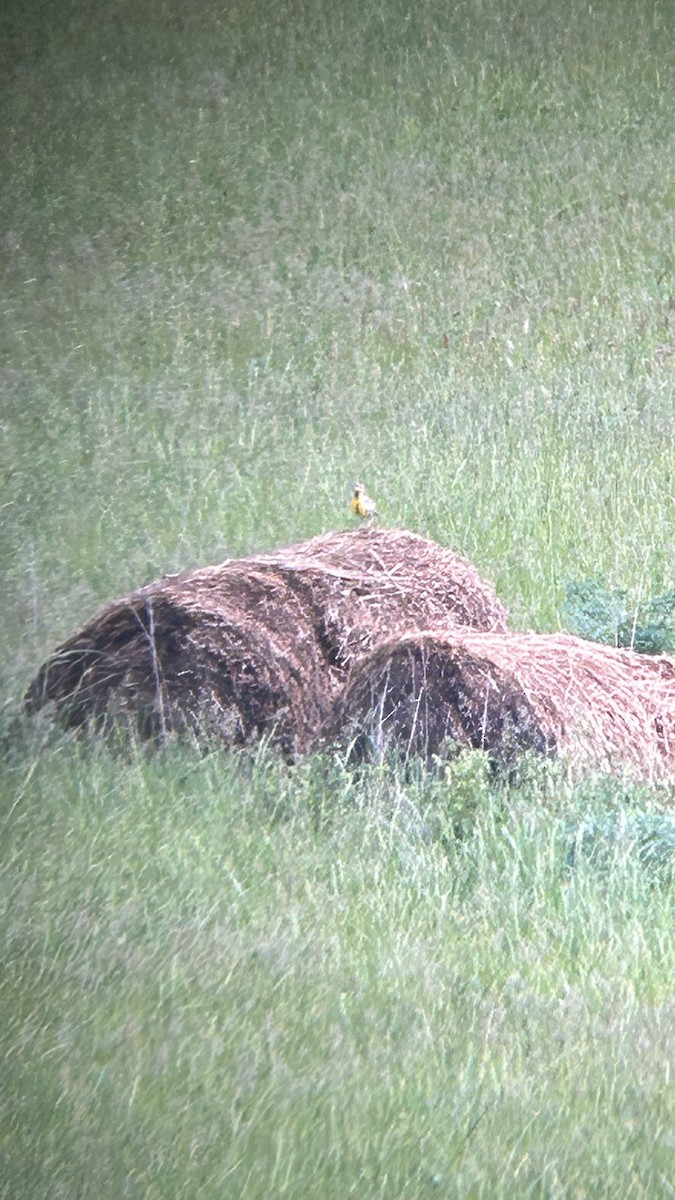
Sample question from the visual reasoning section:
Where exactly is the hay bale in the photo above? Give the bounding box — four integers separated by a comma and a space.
25, 529, 507, 755
324, 629, 675, 783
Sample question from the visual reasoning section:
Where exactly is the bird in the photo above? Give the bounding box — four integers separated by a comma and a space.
350, 480, 379, 527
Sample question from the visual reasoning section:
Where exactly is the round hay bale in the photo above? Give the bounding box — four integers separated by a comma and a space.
324, 629, 675, 783
25, 529, 507, 756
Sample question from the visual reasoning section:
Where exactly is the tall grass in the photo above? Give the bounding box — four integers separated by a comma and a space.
2, 0, 673, 664
3, 742, 675, 1198
2, 0, 675, 1194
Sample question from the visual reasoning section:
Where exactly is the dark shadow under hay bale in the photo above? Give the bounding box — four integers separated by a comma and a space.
25, 529, 508, 756
324, 630, 675, 783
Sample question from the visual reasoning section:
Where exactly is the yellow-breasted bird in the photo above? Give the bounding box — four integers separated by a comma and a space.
350, 480, 379, 526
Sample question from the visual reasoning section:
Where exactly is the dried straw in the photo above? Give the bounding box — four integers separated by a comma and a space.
25, 528, 507, 755
325, 629, 675, 782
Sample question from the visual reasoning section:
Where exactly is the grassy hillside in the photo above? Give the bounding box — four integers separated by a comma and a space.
1, 0, 674, 1195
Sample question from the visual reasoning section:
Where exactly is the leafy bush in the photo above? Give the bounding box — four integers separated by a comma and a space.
566, 809, 675, 883
562, 579, 675, 653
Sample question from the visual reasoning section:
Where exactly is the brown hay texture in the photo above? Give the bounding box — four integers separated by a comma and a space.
324, 629, 675, 783
25, 529, 508, 756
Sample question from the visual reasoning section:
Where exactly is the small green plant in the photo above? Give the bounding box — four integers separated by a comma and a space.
563, 579, 675, 653
565, 776, 675, 881
566, 809, 675, 881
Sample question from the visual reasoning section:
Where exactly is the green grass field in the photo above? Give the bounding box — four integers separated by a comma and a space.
2, 0, 675, 1194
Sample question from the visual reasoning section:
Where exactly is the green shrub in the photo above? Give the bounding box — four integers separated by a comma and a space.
563, 579, 675, 653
